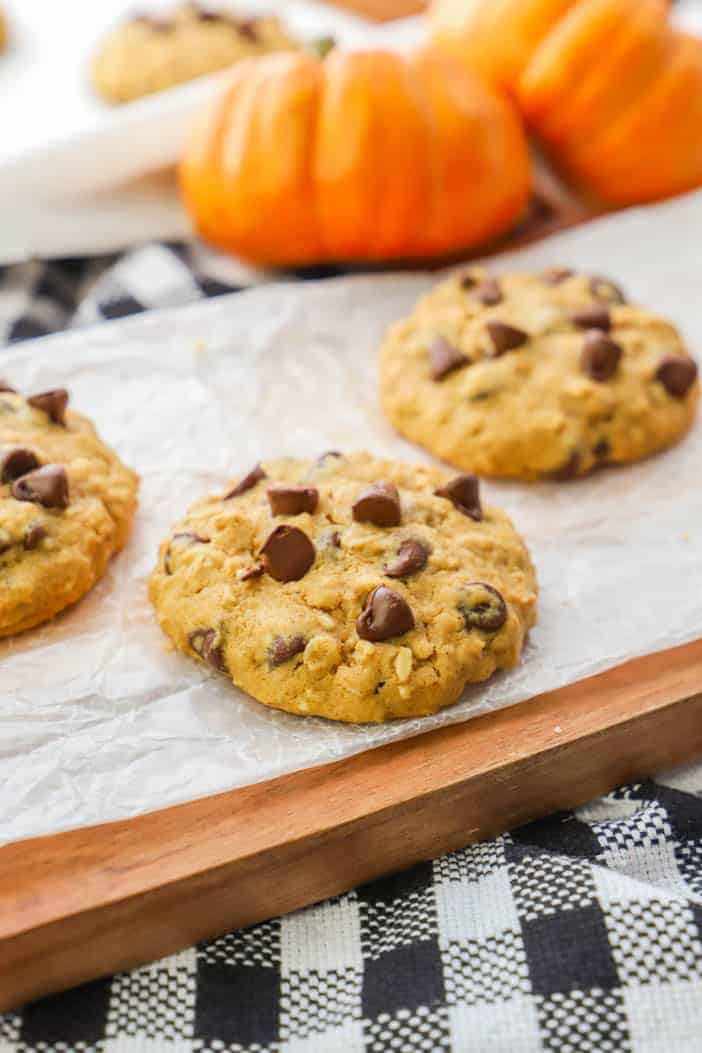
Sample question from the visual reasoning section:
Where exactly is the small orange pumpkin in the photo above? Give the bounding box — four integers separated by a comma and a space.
179, 47, 530, 265
429, 0, 579, 96
430, 0, 702, 206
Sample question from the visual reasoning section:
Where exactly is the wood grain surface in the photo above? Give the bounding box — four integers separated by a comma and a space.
3, 639, 702, 1011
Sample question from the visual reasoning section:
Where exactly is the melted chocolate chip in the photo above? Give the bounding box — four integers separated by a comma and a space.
329, 530, 341, 548
472, 279, 502, 306
268, 486, 318, 516
429, 336, 469, 381
580, 332, 622, 382
0, 447, 39, 484
260, 525, 315, 582
547, 451, 581, 481
188, 628, 226, 671
589, 276, 626, 304
385, 538, 429, 579
460, 583, 507, 632
239, 561, 265, 581
594, 438, 611, 460
164, 532, 209, 574
570, 305, 611, 331
352, 482, 401, 527
434, 474, 482, 521
356, 586, 415, 642
269, 634, 307, 667
236, 17, 260, 40
27, 389, 69, 426
11, 464, 69, 509
317, 450, 342, 465
23, 523, 47, 550
486, 321, 528, 356
656, 356, 698, 399
460, 272, 477, 290
541, 266, 573, 285
225, 463, 266, 498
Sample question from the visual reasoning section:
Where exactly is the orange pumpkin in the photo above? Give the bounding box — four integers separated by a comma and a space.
429, 0, 578, 96
430, 0, 702, 206
179, 47, 530, 265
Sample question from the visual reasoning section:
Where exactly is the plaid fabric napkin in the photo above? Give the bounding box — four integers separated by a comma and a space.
1, 245, 702, 1053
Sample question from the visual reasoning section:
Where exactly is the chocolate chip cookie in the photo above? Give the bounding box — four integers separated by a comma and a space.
149, 452, 536, 723
0, 382, 138, 636
91, 2, 298, 103
379, 268, 699, 480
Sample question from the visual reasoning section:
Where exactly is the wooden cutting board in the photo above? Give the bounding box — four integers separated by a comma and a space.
2, 639, 702, 1011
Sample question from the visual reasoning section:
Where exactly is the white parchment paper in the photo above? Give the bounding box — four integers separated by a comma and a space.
2, 191, 702, 846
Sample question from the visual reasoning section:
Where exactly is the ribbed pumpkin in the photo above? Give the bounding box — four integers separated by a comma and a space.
179, 47, 531, 265
429, 0, 702, 206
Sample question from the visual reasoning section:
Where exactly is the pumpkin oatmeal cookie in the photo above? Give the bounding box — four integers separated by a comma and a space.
379, 267, 698, 479
91, 2, 298, 103
0, 382, 138, 636
149, 452, 536, 723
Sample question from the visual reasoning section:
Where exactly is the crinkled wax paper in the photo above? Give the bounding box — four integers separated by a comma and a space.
2, 191, 702, 846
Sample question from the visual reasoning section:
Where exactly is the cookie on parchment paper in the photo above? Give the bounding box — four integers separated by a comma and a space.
149, 451, 537, 723
0, 382, 138, 637
379, 268, 698, 480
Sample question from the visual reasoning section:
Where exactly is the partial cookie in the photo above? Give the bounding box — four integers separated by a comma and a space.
0, 8, 7, 53
0, 382, 138, 637
149, 452, 536, 723
379, 268, 699, 480
91, 2, 298, 103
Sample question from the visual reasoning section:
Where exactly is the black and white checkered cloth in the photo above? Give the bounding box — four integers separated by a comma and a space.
2, 245, 702, 1052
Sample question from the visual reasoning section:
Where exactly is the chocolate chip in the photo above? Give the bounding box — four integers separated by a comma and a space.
472, 279, 503, 306
542, 266, 573, 285
580, 332, 622, 382
317, 450, 342, 465
164, 532, 209, 574
385, 538, 429, 578
11, 464, 69, 509
656, 356, 698, 399
356, 586, 415, 642
23, 523, 46, 550
460, 273, 477, 289
460, 583, 507, 632
547, 451, 581, 480
0, 447, 39, 483
594, 438, 610, 460
268, 486, 318, 516
0, 379, 17, 393
188, 628, 226, 671
429, 336, 469, 381
570, 305, 611, 331
260, 525, 315, 582
434, 474, 482, 521
27, 389, 69, 426
225, 463, 266, 498
486, 321, 528, 356
329, 530, 341, 547
269, 634, 307, 667
352, 482, 401, 527
589, 276, 626, 304
239, 561, 265, 581
236, 17, 260, 40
